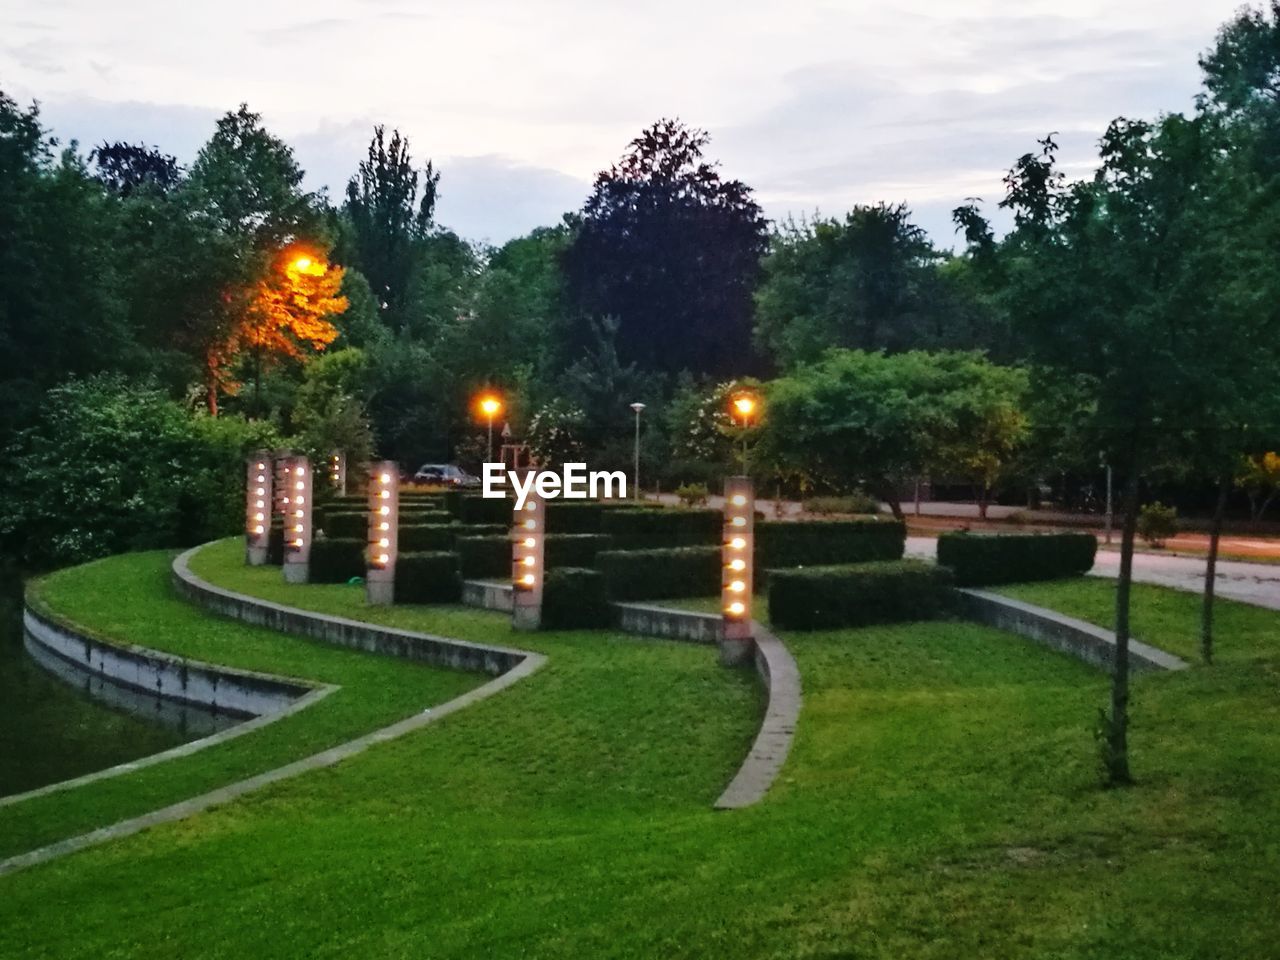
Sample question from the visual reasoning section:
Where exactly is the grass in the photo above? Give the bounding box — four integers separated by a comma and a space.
2, 546, 1280, 957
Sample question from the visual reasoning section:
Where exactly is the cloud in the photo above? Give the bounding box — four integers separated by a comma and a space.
432, 155, 588, 244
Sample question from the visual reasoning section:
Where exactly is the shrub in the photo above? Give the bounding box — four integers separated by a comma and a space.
400, 507, 453, 525
936, 532, 1097, 586
768, 561, 954, 630
323, 511, 367, 539
803, 492, 879, 515
545, 501, 605, 534
1137, 502, 1178, 547
458, 496, 512, 526
600, 508, 721, 550
267, 521, 284, 565
541, 568, 613, 629
395, 551, 461, 603
310, 537, 365, 583
457, 535, 509, 579
756, 519, 905, 579
596, 546, 720, 601
674, 483, 710, 506
545, 534, 613, 568
399, 524, 458, 552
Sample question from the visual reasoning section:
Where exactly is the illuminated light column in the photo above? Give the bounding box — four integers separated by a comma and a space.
282, 456, 313, 584
244, 451, 272, 565
328, 451, 347, 496
511, 477, 544, 631
366, 461, 399, 605
720, 476, 755, 666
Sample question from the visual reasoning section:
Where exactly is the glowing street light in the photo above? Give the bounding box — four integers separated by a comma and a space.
730, 391, 759, 475
366, 461, 399, 605
720, 475, 755, 665
512, 472, 544, 631
244, 451, 273, 565
629, 402, 646, 500
477, 393, 503, 464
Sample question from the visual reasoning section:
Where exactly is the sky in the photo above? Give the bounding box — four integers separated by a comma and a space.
0, 0, 1249, 248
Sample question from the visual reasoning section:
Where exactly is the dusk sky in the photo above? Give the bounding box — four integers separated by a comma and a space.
1, 0, 1244, 247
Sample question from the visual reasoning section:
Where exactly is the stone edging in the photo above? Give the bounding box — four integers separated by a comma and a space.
715, 623, 801, 810
0, 546, 546, 878
956, 588, 1189, 673
3, 605, 336, 810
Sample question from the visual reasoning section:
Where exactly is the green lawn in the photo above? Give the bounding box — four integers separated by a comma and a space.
2, 547, 1279, 958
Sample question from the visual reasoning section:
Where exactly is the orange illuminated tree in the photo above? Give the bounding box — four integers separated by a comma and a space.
235, 249, 348, 413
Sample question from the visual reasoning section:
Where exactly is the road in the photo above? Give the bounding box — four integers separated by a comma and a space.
906, 537, 1280, 611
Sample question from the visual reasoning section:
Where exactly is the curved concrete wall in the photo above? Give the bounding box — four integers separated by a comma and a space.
23, 605, 312, 718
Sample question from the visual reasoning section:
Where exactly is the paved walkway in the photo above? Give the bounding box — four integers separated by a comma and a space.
907, 537, 1280, 611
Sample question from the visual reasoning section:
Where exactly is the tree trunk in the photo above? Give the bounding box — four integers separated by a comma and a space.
886, 494, 904, 521
205, 356, 219, 418
1201, 476, 1230, 665
1108, 466, 1140, 787
977, 485, 990, 521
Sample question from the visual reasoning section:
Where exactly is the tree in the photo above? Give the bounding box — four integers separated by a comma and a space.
1238, 452, 1280, 523
755, 205, 1001, 367
563, 119, 769, 376
90, 142, 181, 196
762, 350, 1022, 519
341, 126, 439, 329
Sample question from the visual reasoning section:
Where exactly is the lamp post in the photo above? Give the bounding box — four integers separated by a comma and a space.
720, 476, 755, 666
629, 402, 646, 500
245, 451, 272, 565
512, 471, 544, 631
731, 393, 757, 475
366, 461, 399, 605
478, 394, 502, 464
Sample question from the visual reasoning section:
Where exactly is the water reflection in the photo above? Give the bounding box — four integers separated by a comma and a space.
0, 569, 236, 799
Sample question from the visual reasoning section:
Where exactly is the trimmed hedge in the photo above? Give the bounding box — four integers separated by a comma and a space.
545, 501, 605, 534
595, 546, 720, 601
459, 496, 512, 526
757, 519, 905, 578
600, 508, 721, 550
399, 523, 459, 552
395, 551, 462, 603
400, 507, 453, 525
936, 532, 1097, 586
323, 511, 367, 540
542, 567, 613, 629
310, 537, 365, 583
545, 534, 613, 569
769, 560, 954, 630
457, 535, 509, 579
267, 521, 284, 565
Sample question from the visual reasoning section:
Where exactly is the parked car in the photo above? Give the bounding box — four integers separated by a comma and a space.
412, 463, 481, 488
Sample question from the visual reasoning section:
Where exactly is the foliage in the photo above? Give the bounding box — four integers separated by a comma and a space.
292, 348, 374, 468
1137, 502, 1179, 547
768, 560, 954, 630
0, 376, 278, 567
756, 519, 905, 576
541, 567, 613, 628
563, 119, 768, 375
398, 524, 458, 552
674, 483, 709, 506
1237, 451, 1280, 522
394, 550, 462, 603
803, 493, 879, 515
755, 206, 1001, 367
526, 399, 586, 468
544, 534, 613, 569
599, 508, 721, 550
936, 532, 1098, 586
309, 537, 365, 583
456, 535, 509, 579
595, 546, 721, 601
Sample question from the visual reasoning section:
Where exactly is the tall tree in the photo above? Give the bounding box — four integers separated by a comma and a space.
756, 205, 1001, 367
342, 126, 439, 328
89, 142, 181, 196
563, 119, 769, 376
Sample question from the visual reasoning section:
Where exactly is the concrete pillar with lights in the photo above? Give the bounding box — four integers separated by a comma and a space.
366, 461, 399, 605
720, 476, 755, 666
244, 451, 272, 565
282, 456, 313, 584
328, 451, 347, 496
511, 478, 544, 631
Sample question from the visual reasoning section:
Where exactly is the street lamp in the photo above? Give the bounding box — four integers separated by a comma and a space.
477, 393, 502, 463
731, 392, 758, 474
629, 402, 646, 500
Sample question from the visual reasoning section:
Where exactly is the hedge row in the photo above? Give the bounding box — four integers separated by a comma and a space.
309, 537, 365, 583
399, 524, 458, 552
936, 532, 1097, 586
541, 568, 613, 628
768, 561, 954, 630
595, 546, 720, 601
457, 535, 508, 580
600, 508, 721, 550
545, 534, 613, 568
458, 496, 512, 526
395, 551, 461, 603
757, 519, 905, 575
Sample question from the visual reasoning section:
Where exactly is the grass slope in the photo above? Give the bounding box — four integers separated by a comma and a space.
2, 548, 1279, 958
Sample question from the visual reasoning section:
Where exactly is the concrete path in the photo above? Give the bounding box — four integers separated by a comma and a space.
907, 536, 1280, 611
